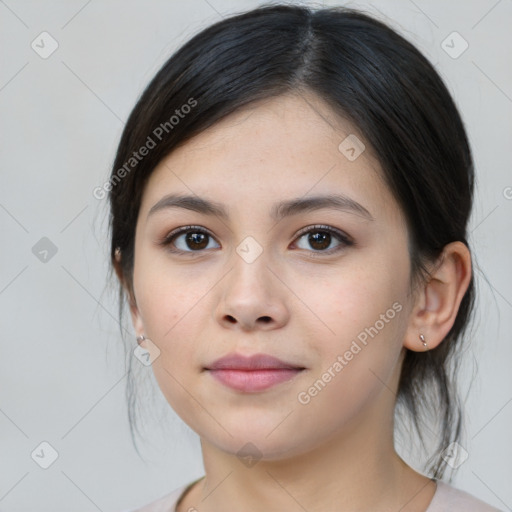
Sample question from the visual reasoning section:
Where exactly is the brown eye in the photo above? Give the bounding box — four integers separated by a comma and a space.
293, 225, 353, 254
306, 231, 331, 250
161, 226, 220, 253
183, 232, 209, 250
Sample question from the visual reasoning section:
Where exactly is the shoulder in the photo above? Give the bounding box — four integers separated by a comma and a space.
427, 480, 504, 512
122, 480, 195, 512
122, 477, 504, 512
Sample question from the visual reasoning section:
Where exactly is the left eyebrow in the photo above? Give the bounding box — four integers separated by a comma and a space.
271, 194, 374, 222
147, 193, 374, 222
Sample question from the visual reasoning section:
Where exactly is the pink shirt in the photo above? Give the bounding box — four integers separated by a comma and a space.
125, 478, 503, 511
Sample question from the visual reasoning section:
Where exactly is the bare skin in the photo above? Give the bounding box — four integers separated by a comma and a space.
115, 91, 471, 512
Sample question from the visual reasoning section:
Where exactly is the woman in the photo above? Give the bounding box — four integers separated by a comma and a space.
111, 4, 502, 511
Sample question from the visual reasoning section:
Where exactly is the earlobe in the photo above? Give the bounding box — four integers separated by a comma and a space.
403, 241, 472, 352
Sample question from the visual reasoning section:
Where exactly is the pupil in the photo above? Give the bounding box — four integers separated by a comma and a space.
187, 232, 208, 250
310, 232, 330, 250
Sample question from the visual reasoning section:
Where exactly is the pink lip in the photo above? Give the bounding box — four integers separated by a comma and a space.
207, 353, 304, 371
208, 368, 303, 392
205, 353, 306, 392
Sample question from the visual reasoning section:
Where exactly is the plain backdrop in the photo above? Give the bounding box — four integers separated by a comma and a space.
1, 0, 511, 511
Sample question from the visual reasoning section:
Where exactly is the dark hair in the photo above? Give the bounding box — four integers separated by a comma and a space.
108, 3, 475, 479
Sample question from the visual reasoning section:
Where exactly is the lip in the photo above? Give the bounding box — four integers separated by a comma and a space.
204, 353, 306, 392
206, 353, 304, 371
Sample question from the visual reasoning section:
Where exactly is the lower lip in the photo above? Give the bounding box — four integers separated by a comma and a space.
207, 368, 304, 392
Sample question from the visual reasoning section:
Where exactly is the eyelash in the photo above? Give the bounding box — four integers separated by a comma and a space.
158, 224, 354, 258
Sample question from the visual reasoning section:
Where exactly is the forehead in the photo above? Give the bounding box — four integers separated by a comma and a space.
139, 92, 405, 229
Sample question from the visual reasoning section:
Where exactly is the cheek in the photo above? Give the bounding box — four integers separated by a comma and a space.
302, 264, 406, 342
290, 271, 408, 442
134, 268, 205, 423
132, 256, 210, 406
299, 253, 410, 393
133, 250, 209, 338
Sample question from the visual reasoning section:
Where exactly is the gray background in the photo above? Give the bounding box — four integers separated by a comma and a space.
1, 0, 511, 510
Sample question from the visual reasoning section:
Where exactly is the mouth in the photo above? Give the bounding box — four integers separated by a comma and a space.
204, 352, 306, 393
205, 352, 305, 371
206, 367, 305, 392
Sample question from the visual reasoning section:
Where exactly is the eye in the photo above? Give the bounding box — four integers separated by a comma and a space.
292, 224, 353, 255
159, 225, 220, 254
158, 224, 353, 256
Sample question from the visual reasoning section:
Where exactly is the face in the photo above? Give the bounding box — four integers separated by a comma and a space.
128, 92, 413, 460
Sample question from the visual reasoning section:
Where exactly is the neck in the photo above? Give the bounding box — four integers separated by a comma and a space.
185, 391, 435, 512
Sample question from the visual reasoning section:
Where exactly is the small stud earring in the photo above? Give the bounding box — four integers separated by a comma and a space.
419, 333, 428, 350
136, 334, 146, 344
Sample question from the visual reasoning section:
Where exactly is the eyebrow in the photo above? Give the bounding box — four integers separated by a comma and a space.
147, 193, 374, 222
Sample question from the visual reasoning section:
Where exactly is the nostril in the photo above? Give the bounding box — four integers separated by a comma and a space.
259, 316, 272, 323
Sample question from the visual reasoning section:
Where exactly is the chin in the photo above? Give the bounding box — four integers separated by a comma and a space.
205, 427, 313, 463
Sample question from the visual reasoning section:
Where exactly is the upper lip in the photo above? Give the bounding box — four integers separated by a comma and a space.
205, 353, 305, 371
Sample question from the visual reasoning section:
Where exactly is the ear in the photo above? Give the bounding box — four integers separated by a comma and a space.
403, 241, 472, 352
113, 248, 145, 341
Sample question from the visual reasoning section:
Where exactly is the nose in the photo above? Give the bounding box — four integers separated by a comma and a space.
214, 254, 290, 332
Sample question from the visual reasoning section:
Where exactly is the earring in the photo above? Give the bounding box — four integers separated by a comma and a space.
136, 334, 146, 344
419, 333, 428, 350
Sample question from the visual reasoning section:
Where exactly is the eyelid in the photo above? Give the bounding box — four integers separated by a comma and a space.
161, 224, 214, 241
293, 224, 353, 244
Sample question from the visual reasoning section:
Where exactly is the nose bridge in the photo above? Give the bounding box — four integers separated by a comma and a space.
215, 235, 289, 330
228, 237, 274, 300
